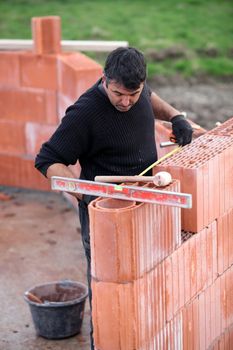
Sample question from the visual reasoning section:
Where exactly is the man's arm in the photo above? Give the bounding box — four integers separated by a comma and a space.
150, 91, 193, 146
150, 92, 181, 121
46, 163, 83, 201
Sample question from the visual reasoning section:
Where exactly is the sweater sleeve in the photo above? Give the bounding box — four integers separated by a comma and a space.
35, 103, 92, 177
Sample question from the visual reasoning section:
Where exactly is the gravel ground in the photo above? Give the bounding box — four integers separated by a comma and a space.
149, 78, 233, 130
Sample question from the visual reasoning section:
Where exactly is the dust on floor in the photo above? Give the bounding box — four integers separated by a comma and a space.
0, 186, 91, 350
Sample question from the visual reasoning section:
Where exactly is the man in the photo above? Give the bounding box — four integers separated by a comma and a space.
35, 47, 193, 348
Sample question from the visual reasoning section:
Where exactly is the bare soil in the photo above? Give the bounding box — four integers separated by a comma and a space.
148, 76, 233, 130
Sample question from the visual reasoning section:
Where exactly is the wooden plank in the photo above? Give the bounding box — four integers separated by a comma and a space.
0, 39, 128, 52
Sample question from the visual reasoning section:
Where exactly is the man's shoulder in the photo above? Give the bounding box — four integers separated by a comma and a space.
73, 79, 104, 108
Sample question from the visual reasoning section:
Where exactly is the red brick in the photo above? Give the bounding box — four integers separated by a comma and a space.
0, 154, 50, 191
190, 236, 198, 299
25, 122, 56, 156
224, 144, 233, 211
182, 302, 195, 350
198, 292, 206, 350
217, 210, 233, 275
57, 92, 74, 121
89, 181, 181, 283
209, 116, 233, 137
220, 273, 227, 331
219, 336, 225, 350
214, 277, 222, 339
229, 208, 233, 267
200, 227, 207, 290
156, 165, 205, 232
44, 90, 58, 124
92, 280, 135, 350
165, 256, 173, 322
224, 328, 231, 350
209, 283, 219, 347
182, 238, 193, 304
0, 52, 20, 87
222, 212, 229, 274
171, 250, 180, 315
57, 53, 102, 100
172, 312, 183, 349
90, 199, 137, 282
177, 244, 185, 308
156, 134, 233, 232
205, 284, 212, 347
206, 222, 218, 286
195, 232, 203, 295
0, 88, 57, 124
212, 155, 220, 218
192, 297, 200, 350
225, 266, 233, 328
31, 16, 61, 54
217, 215, 225, 275
207, 158, 217, 222
182, 304, 189, 350
229, 325, 233, 349
20, 52, 58, 89
0, 120, 26, 155
92, 264, 166, 350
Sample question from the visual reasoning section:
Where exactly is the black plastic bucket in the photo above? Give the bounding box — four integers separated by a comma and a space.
24, 280, 88, 339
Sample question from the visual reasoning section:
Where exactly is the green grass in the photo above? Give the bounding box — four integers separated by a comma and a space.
0, 0, 232, 78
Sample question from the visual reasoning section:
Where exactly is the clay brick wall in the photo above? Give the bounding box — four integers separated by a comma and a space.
0, 16, 102, 191
89, 118, 233, 349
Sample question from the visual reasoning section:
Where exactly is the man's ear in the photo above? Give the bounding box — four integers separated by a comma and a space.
102, 75, 108, 88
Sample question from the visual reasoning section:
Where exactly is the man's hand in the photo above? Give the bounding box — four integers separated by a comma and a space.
46, 163, 83, 201
171, 115, 193, 146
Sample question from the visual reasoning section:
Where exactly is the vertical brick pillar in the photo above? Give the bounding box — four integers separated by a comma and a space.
89, 181, 181, 349
31, 16, 61, 54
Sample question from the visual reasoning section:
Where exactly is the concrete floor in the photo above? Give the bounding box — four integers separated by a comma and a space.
0, 186, 91, 350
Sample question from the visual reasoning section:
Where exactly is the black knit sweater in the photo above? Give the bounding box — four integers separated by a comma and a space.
35, 79, 157, 180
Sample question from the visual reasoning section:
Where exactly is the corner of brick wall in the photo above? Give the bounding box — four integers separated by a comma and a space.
0, 16, 102, 192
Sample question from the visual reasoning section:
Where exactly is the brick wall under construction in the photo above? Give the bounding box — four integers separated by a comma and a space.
89, 119, 233, 350
0, 15, 232, 350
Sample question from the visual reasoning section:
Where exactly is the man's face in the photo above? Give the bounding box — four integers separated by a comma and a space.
102, 76, 144, 112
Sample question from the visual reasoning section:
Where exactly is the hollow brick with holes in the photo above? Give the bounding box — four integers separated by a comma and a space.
155, 133, 233, 232
89, 180, 181, 283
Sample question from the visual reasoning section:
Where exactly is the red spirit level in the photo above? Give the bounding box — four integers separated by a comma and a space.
51, 176, 192, 209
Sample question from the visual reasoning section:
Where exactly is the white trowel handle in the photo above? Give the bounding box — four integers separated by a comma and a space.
94, 175, 154, 183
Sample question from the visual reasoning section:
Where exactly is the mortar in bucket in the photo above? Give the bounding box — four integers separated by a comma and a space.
24, 280, 88, 339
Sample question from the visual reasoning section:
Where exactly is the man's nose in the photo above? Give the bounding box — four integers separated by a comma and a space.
121, 95, 130, 106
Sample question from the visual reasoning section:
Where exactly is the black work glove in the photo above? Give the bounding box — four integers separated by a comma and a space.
171, 115, 193, 146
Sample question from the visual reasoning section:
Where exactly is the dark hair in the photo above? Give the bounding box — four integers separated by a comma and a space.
104, 47, 147, 90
